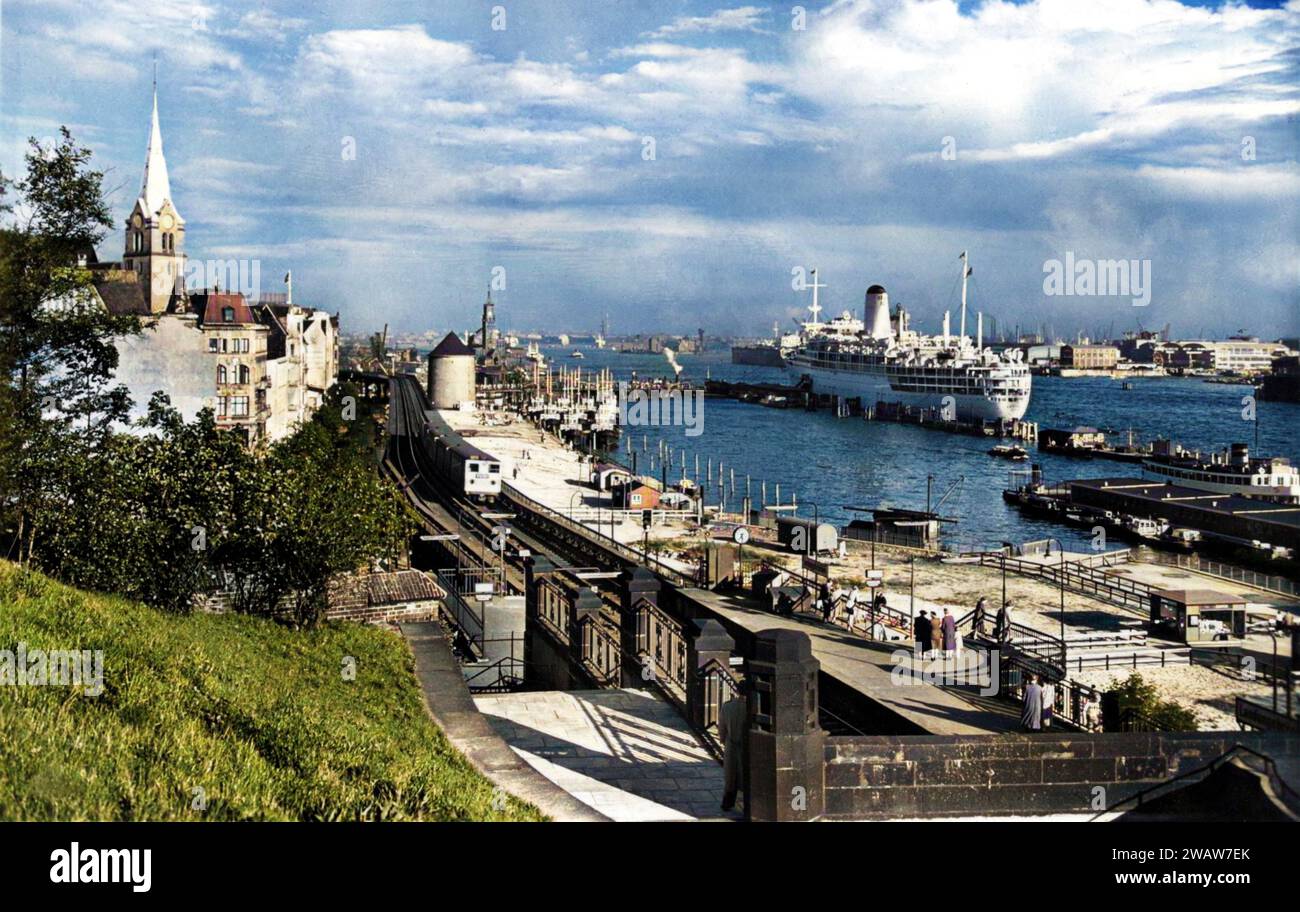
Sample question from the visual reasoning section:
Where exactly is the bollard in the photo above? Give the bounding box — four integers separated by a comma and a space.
687, 619, 735, 732
745, 629, 825, 822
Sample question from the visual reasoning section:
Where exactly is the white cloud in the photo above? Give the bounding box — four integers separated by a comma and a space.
646, 6, 771, 38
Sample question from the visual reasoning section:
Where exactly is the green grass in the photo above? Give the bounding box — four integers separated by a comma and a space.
0, 561, 543, 821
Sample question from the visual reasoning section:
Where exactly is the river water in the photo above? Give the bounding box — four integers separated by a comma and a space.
548, 346, 1300, 552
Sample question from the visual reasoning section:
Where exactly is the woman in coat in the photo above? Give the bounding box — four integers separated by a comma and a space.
930, 611, 944, 656
941, 608, 958, 656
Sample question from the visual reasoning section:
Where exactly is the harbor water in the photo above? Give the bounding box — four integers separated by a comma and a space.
549, 347, 1300, 552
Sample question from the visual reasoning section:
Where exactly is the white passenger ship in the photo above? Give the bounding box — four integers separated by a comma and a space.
784, 253, 1032, 421
1142, 443, 1300, 503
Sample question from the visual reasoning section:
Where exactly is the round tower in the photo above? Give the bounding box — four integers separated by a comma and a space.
428, 332, 476, 409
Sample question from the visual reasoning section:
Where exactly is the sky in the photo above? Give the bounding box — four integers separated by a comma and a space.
1, 0, 1298, 340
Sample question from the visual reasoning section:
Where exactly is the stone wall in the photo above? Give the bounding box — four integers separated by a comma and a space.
822, 731, 1300, 819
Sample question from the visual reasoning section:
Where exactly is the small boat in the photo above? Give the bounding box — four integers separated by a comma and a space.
569, 349, 584, 359
989, 444, 1029, 461
1124, 515, 1169, 540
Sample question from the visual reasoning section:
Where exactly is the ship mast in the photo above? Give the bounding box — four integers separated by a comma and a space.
959, 250, 970, 346
807, 268, 826, 325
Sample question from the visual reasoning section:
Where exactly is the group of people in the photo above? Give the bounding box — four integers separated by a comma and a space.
1019, 674, 1057, 731
970, 595, 1016, 642
912, 607, 959, 658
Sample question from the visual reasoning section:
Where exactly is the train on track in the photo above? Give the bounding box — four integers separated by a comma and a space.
391, 375, 504, 501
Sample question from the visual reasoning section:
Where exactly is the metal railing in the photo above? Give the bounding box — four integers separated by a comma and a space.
1235, 695, 1299, 732
1097, 744, 1300, 819
502, 482, 698, 587
435, 569, 487, 654
636, 599, 689, 702
577, 614, 622, 687
978, 550, 1153, 615
996, 650, 1105, 732
1175, 554, 1299, 597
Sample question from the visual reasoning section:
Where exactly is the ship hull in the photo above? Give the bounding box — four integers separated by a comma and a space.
789, 362, 1030, 421
731, 344, 786, 367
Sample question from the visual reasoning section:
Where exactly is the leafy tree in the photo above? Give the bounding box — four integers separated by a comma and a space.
218, 416, 411, 627
0, 129, 140, 564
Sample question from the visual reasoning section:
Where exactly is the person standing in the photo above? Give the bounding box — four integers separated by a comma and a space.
972, 597, 987, 637
1041, 678, 1056, 729
930, 608, 944, 657
820, 581, 833, 622
914, 611, 931, 659
993, 603, 1007, 641
718, 690, 748, 812
941, 608, 957, 658
1021, 675, 1043, 732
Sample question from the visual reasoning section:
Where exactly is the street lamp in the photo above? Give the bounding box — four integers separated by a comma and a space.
1044, 537, 1068, 667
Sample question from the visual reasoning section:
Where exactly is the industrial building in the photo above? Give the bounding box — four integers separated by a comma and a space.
1067, 478, 1300, 553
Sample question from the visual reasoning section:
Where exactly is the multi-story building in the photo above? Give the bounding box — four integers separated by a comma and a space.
1060, 344, 1120, 370
90, 88, 338, 446
1159, 339, 1294, 375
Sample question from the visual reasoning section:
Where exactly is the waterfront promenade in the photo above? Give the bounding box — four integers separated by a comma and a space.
684, 587, 1022, 736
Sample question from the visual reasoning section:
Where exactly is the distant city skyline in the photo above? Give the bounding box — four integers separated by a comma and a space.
3, 0, 1297, 338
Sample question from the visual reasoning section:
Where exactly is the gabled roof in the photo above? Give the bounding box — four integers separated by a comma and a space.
430, 331, 474, 357
196, 292, 257, 325
92, 271, 151, 316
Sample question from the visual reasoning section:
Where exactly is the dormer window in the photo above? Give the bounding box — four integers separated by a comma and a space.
222, 306, 235, 322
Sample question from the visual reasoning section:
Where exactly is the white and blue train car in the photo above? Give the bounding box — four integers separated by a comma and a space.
422, 408, 504, 501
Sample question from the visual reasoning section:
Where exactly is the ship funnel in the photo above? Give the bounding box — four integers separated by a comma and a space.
865, 284, 892, 340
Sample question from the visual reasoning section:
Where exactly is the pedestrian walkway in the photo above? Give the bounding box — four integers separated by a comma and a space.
683, 587, 1021, 736
474, 689, 737, 821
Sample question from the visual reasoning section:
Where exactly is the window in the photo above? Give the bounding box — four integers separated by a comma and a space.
208, 338, 219, 352
217, 365, 227, 384
217, 396, 228, 417
222, 306, 235, 322
489, 464, 500, 474
221, 339, 228, 353
230, 397, 249, 418
238, 365, 250, 384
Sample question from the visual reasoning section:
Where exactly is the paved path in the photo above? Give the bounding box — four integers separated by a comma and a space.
682, 588, 1022, 736
401, 623, 607, 822
474, 689, 738, 821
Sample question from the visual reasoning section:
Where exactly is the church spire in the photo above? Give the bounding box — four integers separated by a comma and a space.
140, 83, 174, 218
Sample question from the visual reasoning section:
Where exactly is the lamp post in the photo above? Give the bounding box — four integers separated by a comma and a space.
1045, 537, 1067, 666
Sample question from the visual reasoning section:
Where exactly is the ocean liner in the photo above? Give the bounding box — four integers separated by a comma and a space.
784, 253, 1032, 421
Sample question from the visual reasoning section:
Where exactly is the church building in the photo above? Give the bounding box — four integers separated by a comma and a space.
89, 87, 339, 446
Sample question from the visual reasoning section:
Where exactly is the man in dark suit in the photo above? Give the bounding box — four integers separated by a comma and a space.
914, 611, 932, 659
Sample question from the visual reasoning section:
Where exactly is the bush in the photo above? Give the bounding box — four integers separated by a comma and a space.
1112, 672, 1200, 731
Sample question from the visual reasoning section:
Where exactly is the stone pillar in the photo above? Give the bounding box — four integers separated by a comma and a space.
572, 586, 604, 676
619, 566, 660, 687
687, 618, 734, 731
745, 629, 825, 822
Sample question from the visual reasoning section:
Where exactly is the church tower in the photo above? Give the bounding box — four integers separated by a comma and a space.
123, 86, 186, 314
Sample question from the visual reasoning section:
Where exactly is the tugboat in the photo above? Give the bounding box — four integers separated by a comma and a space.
989, 444, 1029, 461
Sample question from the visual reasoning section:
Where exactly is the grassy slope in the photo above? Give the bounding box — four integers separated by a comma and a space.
0, 561, 542, 821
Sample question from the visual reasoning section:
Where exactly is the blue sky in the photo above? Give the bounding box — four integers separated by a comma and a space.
2, 0, 1297, 339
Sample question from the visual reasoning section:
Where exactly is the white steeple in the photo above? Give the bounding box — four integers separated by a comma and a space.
139, 85, 175, 219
